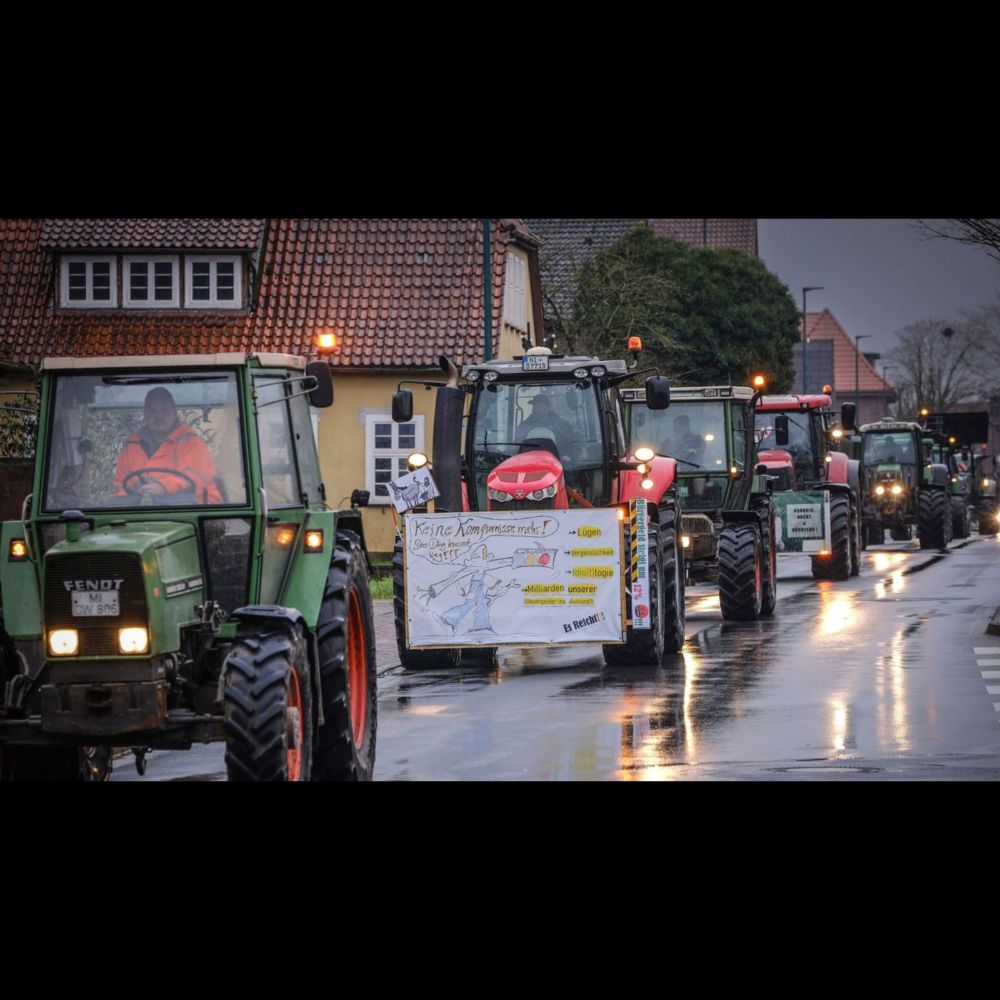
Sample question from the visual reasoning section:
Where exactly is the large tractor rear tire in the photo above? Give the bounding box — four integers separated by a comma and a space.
718, 523, 763, 621
223, 621, 314, 782
812, 494, 851, 581
312, 531, 378, 781
918, 488, 951, 549
951, 498, 971, 539
659, 503, 686, 652
605, 522, 664, 666
393, 535, 460, 670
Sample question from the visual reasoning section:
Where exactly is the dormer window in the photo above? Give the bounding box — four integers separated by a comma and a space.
124, 256, 179, 308
185, 256, 243, 308
60, 256, 118, 308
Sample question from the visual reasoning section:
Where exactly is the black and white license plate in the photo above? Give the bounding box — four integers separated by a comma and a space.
71, 591, 120, 617
522, 355, 549, 371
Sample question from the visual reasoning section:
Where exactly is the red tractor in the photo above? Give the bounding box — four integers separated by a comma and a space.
754, 393, 862, 580
390, 347, 686, 669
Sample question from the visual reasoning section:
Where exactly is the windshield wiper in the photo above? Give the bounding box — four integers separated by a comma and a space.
101, 375, 229, 385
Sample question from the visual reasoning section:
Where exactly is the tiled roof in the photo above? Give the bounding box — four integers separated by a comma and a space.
39, 219, 266, 250
646, 219, 758, 256
524, 219, 640, 316
805, 308, 889, 393
526, 218, 758, 320
0, 219, 530, 370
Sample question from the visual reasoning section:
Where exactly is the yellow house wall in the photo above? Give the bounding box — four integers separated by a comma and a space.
316, 371, 438, 555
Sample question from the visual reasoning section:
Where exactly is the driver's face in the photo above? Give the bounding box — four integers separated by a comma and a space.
532, 401, 550, 418
145, 398, 177, 435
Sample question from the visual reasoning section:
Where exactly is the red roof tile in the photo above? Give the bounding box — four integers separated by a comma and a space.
39, 219, 266, 250
646, 219, 758, 256
805, 308, 890, 393
0, 219, 532, 370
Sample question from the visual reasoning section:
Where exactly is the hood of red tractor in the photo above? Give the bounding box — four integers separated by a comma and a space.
487, 450, 567, 508
757, 448, 794, 468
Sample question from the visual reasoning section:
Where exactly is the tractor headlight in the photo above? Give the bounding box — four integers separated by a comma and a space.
48, 629, 79, 657
634, 446, 655, 463
118, 627, 149, 655
488, 488, 513, 502
589, 365, 607, 377
573, 367, 590, 379
875, 485, 885, 496
891, 485, 903, 495
466, 369, 481, 382
528, 485, 558, 501
641, 477, 654, 490
483, 370, 499, 383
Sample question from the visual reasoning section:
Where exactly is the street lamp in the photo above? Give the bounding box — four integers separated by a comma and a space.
802, 286, 824, 394
855, 334, 872, 418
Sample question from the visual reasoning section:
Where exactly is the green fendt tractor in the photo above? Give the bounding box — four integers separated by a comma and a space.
858, 418, 952, 548
623, 382, 777, 621
0, 352, 377, 782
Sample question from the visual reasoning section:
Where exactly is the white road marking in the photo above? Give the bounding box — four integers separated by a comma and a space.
975, 647, 1000, 654
977, 659, 1000, 666
982, 671, 1000, 679
988, 686, 1000, 695
995, 703, 1000, 712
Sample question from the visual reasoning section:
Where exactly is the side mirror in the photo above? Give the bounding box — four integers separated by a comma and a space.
774, 415, 790, 447
306, 361, 334, 408
392, 389, 414, 423
841, 401, 856, 432
350, 488, 370, 508
645, 376, 671, 410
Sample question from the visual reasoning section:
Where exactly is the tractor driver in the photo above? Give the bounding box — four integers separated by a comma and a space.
114, 387, 223, 504
516, 392, 574, 457
665, 413, 705, 466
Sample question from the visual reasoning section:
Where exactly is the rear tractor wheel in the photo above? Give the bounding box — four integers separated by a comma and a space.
812, 493, 851, 581
718, 523, 763, 621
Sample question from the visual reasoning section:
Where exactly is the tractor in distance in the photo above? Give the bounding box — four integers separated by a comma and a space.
924, 410, 997, 537
754, 389, 862, 580
0, 349, 377, 782
389, 339, 686, 670
622, 376, 778, 621
857, 417, 952, 548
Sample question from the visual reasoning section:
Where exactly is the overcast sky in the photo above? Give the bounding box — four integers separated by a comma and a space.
757, 219, 1000, 369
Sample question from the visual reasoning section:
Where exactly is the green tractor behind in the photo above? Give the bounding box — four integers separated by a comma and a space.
858, 418, 952, 548
0, 352, 377, 781
623, 382, 778, 621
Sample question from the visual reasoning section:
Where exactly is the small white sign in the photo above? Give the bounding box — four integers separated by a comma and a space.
387, 468, 440, 514
787, 503, 822, 537
522, 355, 549, 371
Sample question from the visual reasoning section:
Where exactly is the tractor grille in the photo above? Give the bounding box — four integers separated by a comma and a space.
44, 552, 147, 657
505, 497, 557, 511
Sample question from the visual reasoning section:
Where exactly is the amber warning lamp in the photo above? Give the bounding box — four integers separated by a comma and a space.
628, 336, 642, 366
317, 331, 338, 354
822, 384, 833, 394
8, 538, 28, 561
752, 374, 766, 390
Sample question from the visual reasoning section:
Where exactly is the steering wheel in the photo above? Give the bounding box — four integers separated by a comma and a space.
121, 467, 198, 496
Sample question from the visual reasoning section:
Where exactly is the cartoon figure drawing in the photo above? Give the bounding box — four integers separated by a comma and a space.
416, 542, 557, 636
388, 469, 439, 511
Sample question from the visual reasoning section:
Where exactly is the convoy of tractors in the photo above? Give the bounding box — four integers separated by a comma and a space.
1, 339, 996, 781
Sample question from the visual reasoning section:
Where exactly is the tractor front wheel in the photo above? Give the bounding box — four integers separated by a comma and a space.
718, 523, 763, 621
312, 531, 378, 781
952, 498, 971, 539
659, 503, 686, 652
918, 489, 951, 549
223, 621, 314, 782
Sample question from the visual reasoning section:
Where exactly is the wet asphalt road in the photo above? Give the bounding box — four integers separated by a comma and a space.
111, 532, 1000, 781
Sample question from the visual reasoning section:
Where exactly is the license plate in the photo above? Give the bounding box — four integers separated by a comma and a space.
71, 591, 120, 617
522, 355, 549, 371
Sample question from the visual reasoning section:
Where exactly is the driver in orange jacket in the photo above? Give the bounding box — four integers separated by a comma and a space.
114, 387, 223, 504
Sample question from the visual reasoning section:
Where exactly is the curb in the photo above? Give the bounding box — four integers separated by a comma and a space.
988, 607, 1000, 637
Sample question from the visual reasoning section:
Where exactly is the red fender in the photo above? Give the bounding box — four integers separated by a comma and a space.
826, 449, 850, 485
619, 455, 677, 503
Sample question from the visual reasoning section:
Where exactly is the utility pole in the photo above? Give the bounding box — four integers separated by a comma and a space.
802, 287, 824, 393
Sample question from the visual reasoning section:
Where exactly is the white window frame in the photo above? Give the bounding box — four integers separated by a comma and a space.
184, 255, 243, 308
123, 255, 180, 308
502, 250, 527, 331
365, 413, 425, 505
59, 256, 118, 308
